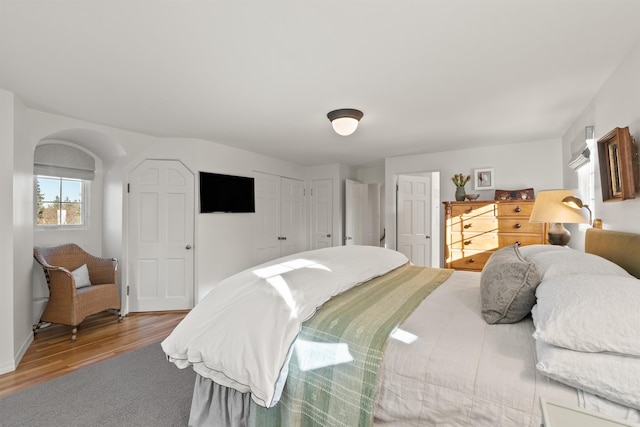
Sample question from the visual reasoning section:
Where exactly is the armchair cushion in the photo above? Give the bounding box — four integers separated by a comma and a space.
72, 264, 92, 288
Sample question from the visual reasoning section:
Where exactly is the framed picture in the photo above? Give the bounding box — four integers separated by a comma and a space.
473, 167, 495, 190
597, 127, 639, 202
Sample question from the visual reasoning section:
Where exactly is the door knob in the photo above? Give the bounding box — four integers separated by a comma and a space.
425, 235, 431, 239
326, 234, 331, 237
185, 245, 192, 250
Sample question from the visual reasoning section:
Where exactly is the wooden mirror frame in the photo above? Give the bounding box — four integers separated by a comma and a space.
597, 126, 639, 202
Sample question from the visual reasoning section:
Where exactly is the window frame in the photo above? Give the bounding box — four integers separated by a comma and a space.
577, 139, 596, 231
35, 175, 89, 228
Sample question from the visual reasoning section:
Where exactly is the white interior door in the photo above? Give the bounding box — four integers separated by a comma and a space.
366, 183, 381, 246
396, 174, 432, 267
311, 179, 333, 249
280, 177, 304, 257
254, 171, 281, 264
128, 160, 194, 312
345, 179, 366, 245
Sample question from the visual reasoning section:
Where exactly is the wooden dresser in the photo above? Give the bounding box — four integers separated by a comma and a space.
443, 200, 545, 271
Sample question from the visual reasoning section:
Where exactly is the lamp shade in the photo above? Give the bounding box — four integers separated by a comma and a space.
327, 108, 363, 136
529, 189, 590, 224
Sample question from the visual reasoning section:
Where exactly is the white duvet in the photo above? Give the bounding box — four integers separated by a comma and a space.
161, 245, 408, 408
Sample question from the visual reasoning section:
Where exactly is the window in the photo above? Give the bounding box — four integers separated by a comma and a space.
576, 139, 596, 230
34, 142, 95, 227
36, 176, 86, 226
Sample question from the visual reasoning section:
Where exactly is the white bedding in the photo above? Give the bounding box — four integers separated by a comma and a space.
165, 244, 638, 426
373, 270, 577, 427
161, 245, 408, 408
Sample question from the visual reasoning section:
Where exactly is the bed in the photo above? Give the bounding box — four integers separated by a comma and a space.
161, 228, 640, 426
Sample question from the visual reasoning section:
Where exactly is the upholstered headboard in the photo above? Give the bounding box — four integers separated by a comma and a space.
585, 228, 640, 279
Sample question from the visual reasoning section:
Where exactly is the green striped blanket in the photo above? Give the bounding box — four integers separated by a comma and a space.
249, 263, 453, 427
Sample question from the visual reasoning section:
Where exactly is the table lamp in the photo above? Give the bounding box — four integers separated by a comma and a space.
529, 189, 590, 245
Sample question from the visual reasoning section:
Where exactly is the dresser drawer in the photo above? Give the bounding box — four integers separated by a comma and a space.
450, 202, 496, 218
498, 233, 545, 247
449, 233, 494, 250
497, 202, 534, 218
451, 232, 499, 250
458, 217, 498, 234
497, 219, 542, 234
447, 249, 493, 271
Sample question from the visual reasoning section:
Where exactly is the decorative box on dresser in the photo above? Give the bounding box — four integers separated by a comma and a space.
443, 200, 545, 272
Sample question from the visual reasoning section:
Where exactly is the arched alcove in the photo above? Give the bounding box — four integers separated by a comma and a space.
31, 129, 127, 325
42, 128, 127, 169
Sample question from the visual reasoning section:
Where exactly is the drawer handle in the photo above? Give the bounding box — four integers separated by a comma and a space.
469, 258, 475, 263
515, 206, 522, 213
515, 223, 522, 229
464, 223, 472, 229
464, 240, 472, 245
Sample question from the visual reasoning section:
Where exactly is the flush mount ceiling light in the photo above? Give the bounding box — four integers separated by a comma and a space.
327, 108, 363, 136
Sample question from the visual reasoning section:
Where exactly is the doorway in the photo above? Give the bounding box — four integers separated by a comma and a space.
395, 172, 439, 267
345, 179, 383, 246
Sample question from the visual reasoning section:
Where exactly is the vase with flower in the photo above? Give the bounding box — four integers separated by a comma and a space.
451, 173, 471, 201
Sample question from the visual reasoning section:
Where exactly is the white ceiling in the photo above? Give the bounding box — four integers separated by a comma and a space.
2, 1, 640, 167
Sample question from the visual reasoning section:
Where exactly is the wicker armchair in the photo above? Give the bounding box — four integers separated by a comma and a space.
33, 243, 122, 342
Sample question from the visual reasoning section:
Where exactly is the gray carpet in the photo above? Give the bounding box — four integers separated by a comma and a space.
0, 343, 196, 427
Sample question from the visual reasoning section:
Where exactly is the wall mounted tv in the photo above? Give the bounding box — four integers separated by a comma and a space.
199, 171, 255, 213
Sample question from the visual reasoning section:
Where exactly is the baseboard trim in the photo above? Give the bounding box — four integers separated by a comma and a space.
0, 331, 35, 374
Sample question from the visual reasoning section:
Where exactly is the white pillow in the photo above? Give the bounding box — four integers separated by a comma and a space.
71, 264, 92, 288
536, 339, 640, 410
525, 249, 631, 281
533, 274, 640, 356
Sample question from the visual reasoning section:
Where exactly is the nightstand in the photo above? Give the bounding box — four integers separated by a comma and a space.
540, 398, 640, 427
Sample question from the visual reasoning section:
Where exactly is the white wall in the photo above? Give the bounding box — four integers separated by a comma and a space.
125, 137, 308, 301
0, 90, 16, 374
12, 95, 35, 362
561, 42, 640, 248
356, 163, 385, 184
0, 90, 36, 374
385, 139, 564, 265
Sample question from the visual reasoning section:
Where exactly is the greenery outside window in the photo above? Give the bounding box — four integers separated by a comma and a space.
36, 176, 86, 226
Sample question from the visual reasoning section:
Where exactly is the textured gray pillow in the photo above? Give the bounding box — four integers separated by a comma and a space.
480, 244, 541, 324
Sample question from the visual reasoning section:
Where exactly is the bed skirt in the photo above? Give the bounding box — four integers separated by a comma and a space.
189, 375, 250, 427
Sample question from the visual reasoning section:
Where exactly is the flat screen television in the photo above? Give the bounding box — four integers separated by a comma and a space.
199, 172, 255, 213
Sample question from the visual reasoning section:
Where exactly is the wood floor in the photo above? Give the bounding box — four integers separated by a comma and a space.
0, 310, 187, 399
